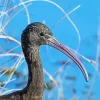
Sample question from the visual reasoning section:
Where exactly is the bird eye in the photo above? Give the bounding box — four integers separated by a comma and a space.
40, 32, 44, 36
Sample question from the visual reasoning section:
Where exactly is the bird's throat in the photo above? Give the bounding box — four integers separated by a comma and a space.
23, 45, 44, 99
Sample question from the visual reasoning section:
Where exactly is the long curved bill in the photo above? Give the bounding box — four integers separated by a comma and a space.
47, 35, 88, 82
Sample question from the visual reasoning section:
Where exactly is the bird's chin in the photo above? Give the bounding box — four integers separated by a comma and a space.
47, 36, 88, 82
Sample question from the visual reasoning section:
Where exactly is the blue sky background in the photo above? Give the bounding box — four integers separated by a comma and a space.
0, 0, 100, 100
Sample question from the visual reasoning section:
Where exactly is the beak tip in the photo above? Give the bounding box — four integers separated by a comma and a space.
86, 79, 89, 82
86, 75, 89, 82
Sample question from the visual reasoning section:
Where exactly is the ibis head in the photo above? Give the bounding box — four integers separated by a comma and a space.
22, 22, 88, 82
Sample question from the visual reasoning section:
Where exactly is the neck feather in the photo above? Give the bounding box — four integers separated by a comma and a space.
22, 44, 44, 99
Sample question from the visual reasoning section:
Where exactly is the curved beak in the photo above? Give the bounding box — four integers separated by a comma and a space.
47, 35, 88, 82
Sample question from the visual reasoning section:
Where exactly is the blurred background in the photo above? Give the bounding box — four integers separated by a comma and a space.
0, 0, 100, 100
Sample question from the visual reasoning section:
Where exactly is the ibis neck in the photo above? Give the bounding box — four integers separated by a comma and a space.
23, 45, 44, 99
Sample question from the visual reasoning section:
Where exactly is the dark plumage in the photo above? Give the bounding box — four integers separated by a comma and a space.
0, 22, 88, 100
